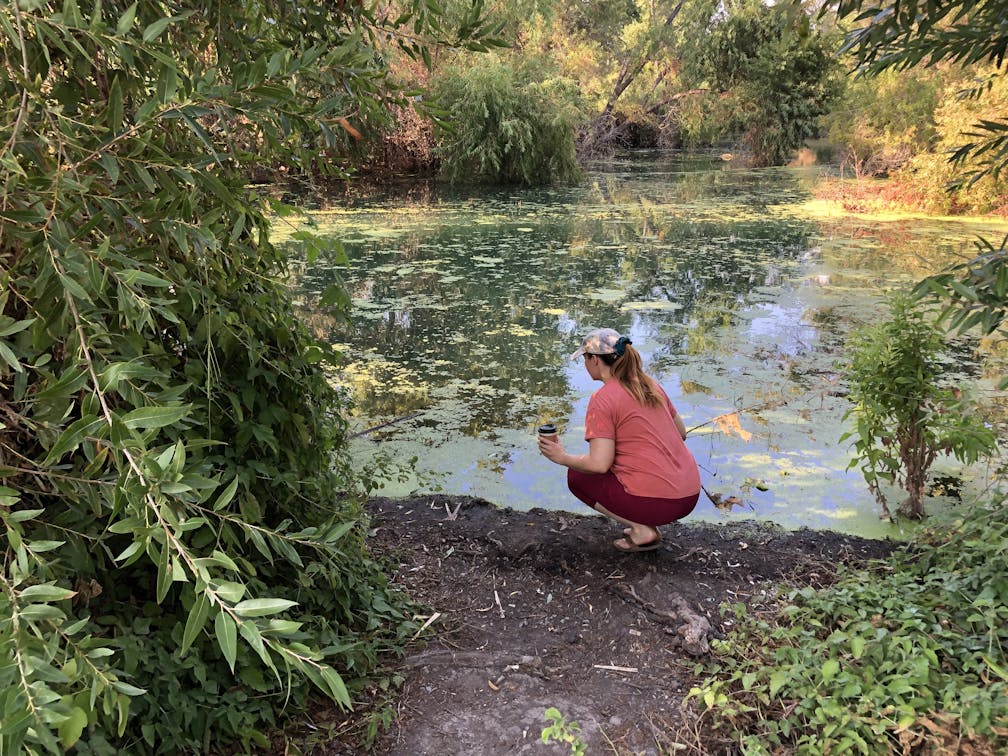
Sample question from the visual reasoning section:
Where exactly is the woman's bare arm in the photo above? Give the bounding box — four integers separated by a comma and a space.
538, 436, 615, 474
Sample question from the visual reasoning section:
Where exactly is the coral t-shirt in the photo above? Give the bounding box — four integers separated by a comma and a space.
584, 379, 701, 499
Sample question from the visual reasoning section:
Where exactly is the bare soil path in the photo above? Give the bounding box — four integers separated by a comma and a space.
322, 495, 896, 755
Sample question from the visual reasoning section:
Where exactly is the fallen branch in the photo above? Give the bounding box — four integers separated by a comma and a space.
611, 584, 712, 656
686, 400, 784, 436
348, 411, 420, 439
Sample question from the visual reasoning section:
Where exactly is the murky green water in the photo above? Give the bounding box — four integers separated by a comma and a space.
279, 152, 1007, 539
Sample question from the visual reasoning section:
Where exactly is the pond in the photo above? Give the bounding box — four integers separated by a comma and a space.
280, 152, 1007, 539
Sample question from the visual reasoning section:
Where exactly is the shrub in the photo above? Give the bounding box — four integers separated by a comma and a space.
0, 1, 494, 751
688, 497, 1008, 753
841, 294, 997, 519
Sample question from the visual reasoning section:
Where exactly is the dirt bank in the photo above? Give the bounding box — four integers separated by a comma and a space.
319, 495, 897, 755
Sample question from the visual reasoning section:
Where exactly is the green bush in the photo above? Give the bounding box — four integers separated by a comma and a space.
842, 294, 997, 519
431, 57, 583, 185
681, 1, 842, 166
0, 1, 495, 752
822, 68, 942, 176
689, 498, 1008, 753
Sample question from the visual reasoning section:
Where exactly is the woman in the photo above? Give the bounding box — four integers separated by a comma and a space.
539, 328, 701, 552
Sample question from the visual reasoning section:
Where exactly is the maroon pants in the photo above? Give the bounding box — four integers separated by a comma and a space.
567, 469, 699, 526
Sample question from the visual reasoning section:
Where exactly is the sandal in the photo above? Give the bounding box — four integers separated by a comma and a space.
613, 528, 661, 552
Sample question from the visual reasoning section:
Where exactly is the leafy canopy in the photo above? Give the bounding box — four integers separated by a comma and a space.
0, 0, 497, 752
832, 0, 1008, 186
683, 1, 842, 165
828, 0, 1008, 367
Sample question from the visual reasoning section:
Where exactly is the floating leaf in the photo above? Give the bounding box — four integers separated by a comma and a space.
714, 412, 753, 442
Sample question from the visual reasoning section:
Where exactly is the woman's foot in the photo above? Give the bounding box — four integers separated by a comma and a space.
614, 526, 661, 552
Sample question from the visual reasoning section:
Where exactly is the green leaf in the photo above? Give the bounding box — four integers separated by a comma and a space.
215, 612, 237, 672
181, 593, 210, 653
114, 540, 145, 563
19, 604, 65, 620
58, 271, 91, 302
117, 269, 172, 288
214, 581, 246, 603
850, 635, 865, 659
121, 405, 190, 430
5, 507, 43, 522
142, 17, 174, 42
0, 317, 34, 337
58, 707, 89, 749
209, 549, 239, 572
19, 584, 76, 602
26, 540, 64, 553
0, 340, 23, 373
238, 620, 274, 671
821, 658, 840, 682
43, 416, 107, 465
212, 476, 240, 511
769, 669, 790, 698
112, 681, 147, 696
320, 666, 351, 709
233, 598, 298, 617
108, 75, 123, 133
116, 2, 137, 35
155, 545, 171, 603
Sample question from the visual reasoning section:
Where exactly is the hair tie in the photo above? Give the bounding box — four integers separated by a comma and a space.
615, 336, 632, 357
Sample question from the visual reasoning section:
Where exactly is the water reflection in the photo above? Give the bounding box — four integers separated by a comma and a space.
282, 152, 1007, 539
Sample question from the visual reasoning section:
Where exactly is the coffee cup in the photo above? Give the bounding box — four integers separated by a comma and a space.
538, 423, 557, 438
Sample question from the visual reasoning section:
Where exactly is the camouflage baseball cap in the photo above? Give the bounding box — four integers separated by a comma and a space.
569, 328, 622, 360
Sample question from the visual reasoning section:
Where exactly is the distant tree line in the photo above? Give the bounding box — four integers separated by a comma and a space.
351, 0, 1006, 216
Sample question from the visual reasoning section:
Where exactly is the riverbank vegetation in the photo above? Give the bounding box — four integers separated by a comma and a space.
687, 498, 1008, 753
356, 0, 1007, 222
684, 1, 1008, 750
0, 0, 497, 752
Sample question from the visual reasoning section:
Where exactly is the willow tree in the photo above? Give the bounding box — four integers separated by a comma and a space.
0, 0, 495, 752
573, 0, 721, 155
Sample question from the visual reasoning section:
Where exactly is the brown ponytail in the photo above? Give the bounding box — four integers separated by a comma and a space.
599, 345, 663, 408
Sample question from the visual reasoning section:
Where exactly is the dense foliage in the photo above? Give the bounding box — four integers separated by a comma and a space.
0, 0, 494, 752
688, 499, 1008, 753
829, 0, 1008, 359
833, 0, 1008, 188
821, 67, 942, 177
683, 1, 842, 165
372, 0, 841, 173
430, 58, 583, 184
842, 296, 997, 519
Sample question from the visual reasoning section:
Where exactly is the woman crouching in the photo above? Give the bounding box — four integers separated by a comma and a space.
538, 328, 701, 552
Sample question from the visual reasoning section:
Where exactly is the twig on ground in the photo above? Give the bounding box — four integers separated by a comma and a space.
594, 664, 639, 673
411, 612, 442, 640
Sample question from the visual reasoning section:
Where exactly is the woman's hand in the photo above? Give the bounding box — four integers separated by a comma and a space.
538, 434, 567, 465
